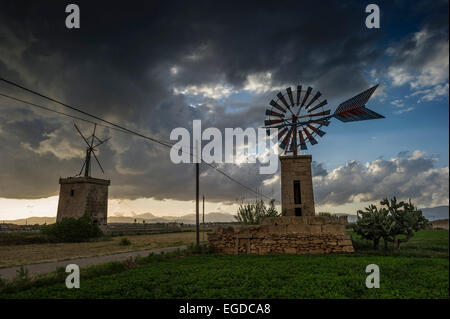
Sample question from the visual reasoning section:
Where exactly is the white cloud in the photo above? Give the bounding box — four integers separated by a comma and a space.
21, 132, 85, 160
409, 83, 449, 103
394, 107, 414, 114
386, 27, 449, 103
390, 99, 404, 107
243, 72, 284, 94
313, 151, 448, 207
173, 83, 237, 99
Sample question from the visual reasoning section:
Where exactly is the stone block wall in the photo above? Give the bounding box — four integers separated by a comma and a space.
207, 216, 354, 254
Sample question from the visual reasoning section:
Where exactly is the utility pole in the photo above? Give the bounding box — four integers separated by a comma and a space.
202, 195, 205, 242
195, 140, 200, 248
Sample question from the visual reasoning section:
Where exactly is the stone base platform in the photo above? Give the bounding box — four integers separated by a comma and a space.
207, 216, 354, 255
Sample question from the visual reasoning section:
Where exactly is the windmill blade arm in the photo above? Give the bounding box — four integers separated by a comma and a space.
296, 115, 333, 127
78, 158, 87, 176
94, 136, 111, 148
74, 123, 91, 147
92, 150, 105, 174
90, 124, 97, 147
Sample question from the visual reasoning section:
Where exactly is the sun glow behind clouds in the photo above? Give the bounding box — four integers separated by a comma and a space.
0, 196, 243, 221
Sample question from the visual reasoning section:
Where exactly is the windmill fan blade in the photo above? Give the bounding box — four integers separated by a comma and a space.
303, 127, 318, 145
264, 119, 284, 126
307, 124, 326, 137
74, 123, 91, 147
334, 106, 385, 122
308, 100, 328, 113
269, 100, 287, 113
306, 91, 322, 108
307, 110, 331, 117
280, 127, 294, 150
277, 127, 288, 140
90, 124, 97, 147
92, 150, 105, 174
313, 120, 331, 126
288, 134, 296, 151
265, 109, 284, 117
301, 87, 312, 107
298, 130, 307, 150
286, 87, 295, 107
93, 137, 111, 148
296, 85, 302, 106
78, 158, 87, 176
277, 92, 290, 109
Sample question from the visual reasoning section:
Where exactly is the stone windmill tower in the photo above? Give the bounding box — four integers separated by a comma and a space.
56, 124, 111, 225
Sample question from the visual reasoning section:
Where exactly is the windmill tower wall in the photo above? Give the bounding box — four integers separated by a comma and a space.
56, 177, 110, 225
280, 155, 315, 216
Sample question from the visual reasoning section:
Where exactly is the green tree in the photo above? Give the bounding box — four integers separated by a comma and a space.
235, 199, 280, 225
354, 197, 428, 250
354, 204, 393, 249
381, 197, 429, 250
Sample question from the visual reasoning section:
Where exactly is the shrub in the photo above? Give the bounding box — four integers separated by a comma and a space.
235, 199, 280, 225
119, 237, 131, 246
0, 232, 49, 245
40, 215, 103, 243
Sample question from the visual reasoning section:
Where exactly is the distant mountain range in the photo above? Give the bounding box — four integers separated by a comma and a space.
2, 212, 237, 225
108, 212, 237, 224
3, 206, 448, 225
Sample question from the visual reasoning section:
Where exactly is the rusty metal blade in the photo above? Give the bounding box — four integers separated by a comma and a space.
277, 127, 288, 140
296, 85, 302, 106
264, 119, 284, 126
307, 124, 326, 137
301, 87, 312, 107
303, 127, 318, 145
306, 91, 322, 108
307, 100, 328, 113
280, 127, 294, 150
286, 87, 295, 107
277, 92, 290, 109
298, 130, 307, 150
265, 109, 284, 117
269, 99, 287, 113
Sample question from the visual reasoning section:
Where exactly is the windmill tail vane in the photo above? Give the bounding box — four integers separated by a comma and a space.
74, 123, 110, 177
333, 84, 384, 122
263, 83, 384, 155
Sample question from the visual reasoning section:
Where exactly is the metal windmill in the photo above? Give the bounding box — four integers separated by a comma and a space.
264, 84, 384, 155
74, 123, 110, 177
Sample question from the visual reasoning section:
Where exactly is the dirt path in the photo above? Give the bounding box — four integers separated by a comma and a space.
0, 245, 186, 280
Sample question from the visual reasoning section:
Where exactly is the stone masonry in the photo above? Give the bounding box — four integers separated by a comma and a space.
207, 216, 354, 255
280, 155, 315, 216
57, 176, 110, 225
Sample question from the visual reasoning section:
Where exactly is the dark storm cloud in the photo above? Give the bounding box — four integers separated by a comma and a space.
0, 0, 447, 203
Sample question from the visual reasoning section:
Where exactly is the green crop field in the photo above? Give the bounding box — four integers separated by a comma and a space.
1, 230, 448, 299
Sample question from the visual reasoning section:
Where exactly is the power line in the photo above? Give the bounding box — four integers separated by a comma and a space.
0, 92, 129, 135
0, 77, 273, 200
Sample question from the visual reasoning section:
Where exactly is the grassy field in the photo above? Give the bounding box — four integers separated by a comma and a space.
0, 232, 207, 267
1, 230, 448, 299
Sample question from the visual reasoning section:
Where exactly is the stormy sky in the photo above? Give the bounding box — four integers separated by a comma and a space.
0, 0, 448, 218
